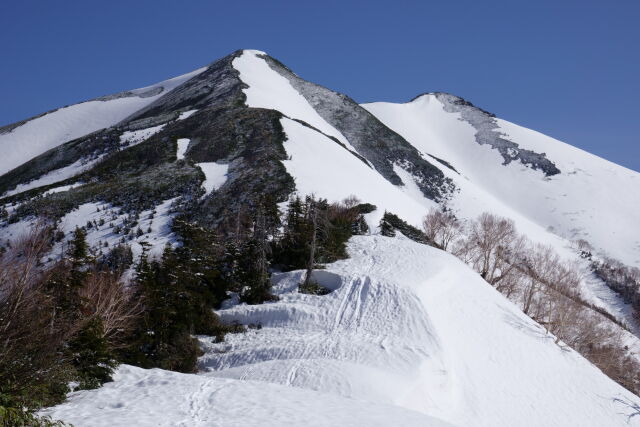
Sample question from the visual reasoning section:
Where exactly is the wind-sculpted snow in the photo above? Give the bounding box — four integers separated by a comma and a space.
200, 236, 640, 427
431, 92, 561, 176
42, 365, 451, 427
46, 236, 640, 426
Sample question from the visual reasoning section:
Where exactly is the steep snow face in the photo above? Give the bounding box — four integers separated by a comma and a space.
364, 95, 640, 268
280, 117, 437, 228
119, 124, 166, 148
233, 50, 356, 152
0, 67, 206, 176
176, 138, 190, 160
45, 236, 640, 426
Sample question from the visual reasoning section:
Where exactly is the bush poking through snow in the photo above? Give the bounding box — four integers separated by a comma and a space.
298, 281, 332, 296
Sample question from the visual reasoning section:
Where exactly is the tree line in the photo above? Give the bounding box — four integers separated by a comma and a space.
0, 195, 371, 425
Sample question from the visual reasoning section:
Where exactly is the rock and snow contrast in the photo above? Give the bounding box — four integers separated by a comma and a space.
2, 49, 640, 426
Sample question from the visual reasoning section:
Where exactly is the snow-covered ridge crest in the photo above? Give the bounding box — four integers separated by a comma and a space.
44, 236, 640, 426
232, 49, 358, 153
363, 94, 640, 269
0, 66, 207, 176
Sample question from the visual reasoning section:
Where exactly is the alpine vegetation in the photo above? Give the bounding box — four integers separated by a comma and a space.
0, 49, 639, 426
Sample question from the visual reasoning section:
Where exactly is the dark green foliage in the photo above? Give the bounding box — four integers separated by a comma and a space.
274, 196, 369, 272
298, 282, 331, 296
274, 196, 309, 271
0, 394, 69, 426
121, 222, 246, 372
46, 227, 90, 316
119, 249, 203, 372
69, 226, 89, 263
379, 213, 396, 237
380, 211, 431, 244
99, 244, 133, 272
68, 317, 116, 390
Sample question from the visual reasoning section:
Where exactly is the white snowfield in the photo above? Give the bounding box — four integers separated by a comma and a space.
5, 49, 639, 426
235, 50, 639, 330
44, 236, 640, 426
2, 156, 102, 197
0, 67, 206, 176
363, 95, 640, 269
197, 162, 229, 194
233, 50, 359, 153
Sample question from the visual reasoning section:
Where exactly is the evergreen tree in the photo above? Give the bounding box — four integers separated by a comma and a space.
238, 202, 277, 304
379, 213, 396, 237
68, 317, 116, 390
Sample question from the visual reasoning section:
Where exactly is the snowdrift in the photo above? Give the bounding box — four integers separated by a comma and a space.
44, 236, 640, 426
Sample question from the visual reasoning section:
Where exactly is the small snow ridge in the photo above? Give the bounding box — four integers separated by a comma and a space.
119, 124, 166, 147
177, 109, 198, 121
43, 183, 80, 196
197, 163, 229, 194
3, 156, 104, 197
176, 138, 190, 160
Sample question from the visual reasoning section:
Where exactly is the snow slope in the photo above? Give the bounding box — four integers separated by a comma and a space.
281, 117, 436, 227
3, 156, 102, 197
43, 364, 451, 427
45, 236, 640, 426
197, 162, 229, 194
233, 50, 358, 152
363, 95, 640, 268
0, 67, 206, 176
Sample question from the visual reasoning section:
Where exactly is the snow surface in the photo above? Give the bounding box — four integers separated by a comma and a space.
0, 67, 206, 176
176, 138, 190, 160
119, 124, 166, 147
363, 95, 640, 269
42, 364, 451, 427
56, 198, 177, 261
45, 236, 640, 426
197, 162, 229, 194
43, 183, 80, 196
177, 109, 198, 120
281, 117, 437, 228
2, 156, 103, 197
233, 50, 358, 153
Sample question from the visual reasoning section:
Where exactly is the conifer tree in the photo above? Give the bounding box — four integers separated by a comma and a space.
379, 213, 396, 237
239, 201, 277, 304
68, 317, 116, 390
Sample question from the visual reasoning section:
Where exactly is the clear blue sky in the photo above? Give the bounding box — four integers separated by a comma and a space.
1, 0, 638, 171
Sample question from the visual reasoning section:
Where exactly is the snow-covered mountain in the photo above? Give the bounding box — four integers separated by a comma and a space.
2, 49, 640, 426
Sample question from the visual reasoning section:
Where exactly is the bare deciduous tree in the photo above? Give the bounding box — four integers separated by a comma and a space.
78, 271, 142, 348
422, 207, 462, 251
